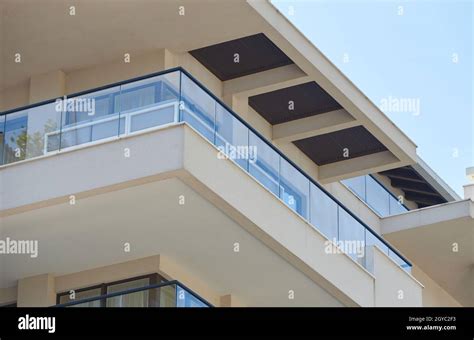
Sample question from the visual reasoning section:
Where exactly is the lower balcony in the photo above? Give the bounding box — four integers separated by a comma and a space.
55, 280, 211, 308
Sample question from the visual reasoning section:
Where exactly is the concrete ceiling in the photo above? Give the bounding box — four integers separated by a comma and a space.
0, 177, 342, 307
0, 0, 263, 90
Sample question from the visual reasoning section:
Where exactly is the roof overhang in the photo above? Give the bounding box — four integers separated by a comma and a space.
0, 0, 418, 182
379, 156, 460, 208
381, 200, 474, 306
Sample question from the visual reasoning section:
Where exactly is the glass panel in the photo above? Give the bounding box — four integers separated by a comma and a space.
389, 195, 408, 215
279, 158, 309, 219
159, 284, 177, 307
366, 176, 390, 217
388, 249, 411, 273
0, 115, 5, 165
119, 72, 180, 134
342, 176, 366, 200
180, 73, 215, 142
215, 103, 250, 171
176, 285, 207, 307
60, 86, 121, 149
309, 183, 338, 240
4, 102, 62, 164
338, 207, 366, 264
106, 278, 150, 307
248, 131, 280, 196
365, 230, 389, 255
60, 287, 102, 308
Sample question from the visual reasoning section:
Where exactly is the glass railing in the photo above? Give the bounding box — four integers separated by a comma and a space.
0, 67, 412, 273
55, 280, 211, 308
342, 175, 409, 217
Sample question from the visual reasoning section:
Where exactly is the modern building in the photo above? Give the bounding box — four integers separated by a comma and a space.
0, 0, 472, 308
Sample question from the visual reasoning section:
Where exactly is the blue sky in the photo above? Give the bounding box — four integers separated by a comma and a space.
272, 0, 473, 197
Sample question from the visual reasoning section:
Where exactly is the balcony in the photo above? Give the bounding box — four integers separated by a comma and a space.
342, 175, 409, 217
0, 67, 411, 274
55, 280, 211, 308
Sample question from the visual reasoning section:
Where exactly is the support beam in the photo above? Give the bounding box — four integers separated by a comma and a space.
222, 64, 310, 98
272, 108, 359, 142
248, 0, 418, 166
318, 151, 403, 184
381, 167, 424, 183
389, 178, 440, 197
404, 192, 444, 206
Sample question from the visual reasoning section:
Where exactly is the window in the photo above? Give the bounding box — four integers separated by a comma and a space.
57, 273, 164, 307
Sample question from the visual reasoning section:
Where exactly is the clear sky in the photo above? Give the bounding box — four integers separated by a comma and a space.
272, 0, 473, 197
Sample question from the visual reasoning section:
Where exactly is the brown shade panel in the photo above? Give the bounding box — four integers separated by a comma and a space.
380, 166, 447, 208
293, 126, 388, 165
189, 33, 293, 81
248, 82, 342, 125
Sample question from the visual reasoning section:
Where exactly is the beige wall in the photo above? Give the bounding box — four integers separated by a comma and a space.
12, 255, 228, 307
412, 265, 462, 307
0, 286, 17, 306
17, 274, 55, 307
366, 246, 422, 307
66, 50, 166, 95
0, 81, 29, 111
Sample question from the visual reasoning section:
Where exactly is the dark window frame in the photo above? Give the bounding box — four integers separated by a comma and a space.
56, 273, 164, 307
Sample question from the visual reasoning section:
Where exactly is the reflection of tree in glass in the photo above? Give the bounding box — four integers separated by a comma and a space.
15, 119, 58, 159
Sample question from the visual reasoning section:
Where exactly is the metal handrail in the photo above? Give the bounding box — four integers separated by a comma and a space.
54, 280, 213, 307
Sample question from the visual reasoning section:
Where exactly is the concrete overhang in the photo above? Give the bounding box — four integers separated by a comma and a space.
0, 124, 424, 306
381, 200, 474, 306
0, 0, 417, 182
246, 0, 418, 178
411, 157, 461, 202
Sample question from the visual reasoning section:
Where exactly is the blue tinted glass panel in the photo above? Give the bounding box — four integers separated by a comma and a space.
343, 176, 366, 200
215, 103, 250, 171
309, 183, 338, 240
388, 249, 411, 273
279, 158, 309, 219
60, 86, 120, 149
120, 73, 180, 135
389, 195, 408, 215
176, 285, 207, 308
0, 115, 5, 165
180, 73, 215, 142
248, 131, 279, 196
366, 230, 389, 255
338, 207, 366, 264
4, 102, 61, 164
130, 106, 176, 132
366, 176, 390, 217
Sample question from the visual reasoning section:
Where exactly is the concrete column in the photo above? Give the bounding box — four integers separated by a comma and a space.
219, 294, 244, 307
463, 183, 474, 201
29, 70, 66, 104
464, 167, 474, 201
17, 274, 56, 307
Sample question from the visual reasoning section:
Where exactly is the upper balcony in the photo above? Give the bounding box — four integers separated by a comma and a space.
342, 174, 409, 217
